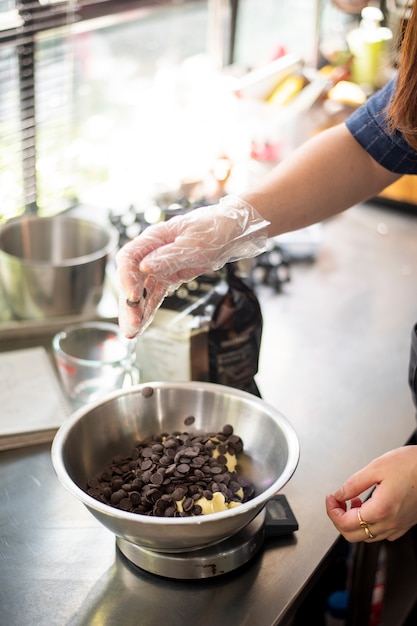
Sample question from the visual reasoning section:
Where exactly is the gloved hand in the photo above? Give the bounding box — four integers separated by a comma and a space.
116, 195, 270, 337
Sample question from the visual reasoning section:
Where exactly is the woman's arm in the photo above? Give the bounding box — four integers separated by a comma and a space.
116, 122, 401, 337
242, 123, 401, 237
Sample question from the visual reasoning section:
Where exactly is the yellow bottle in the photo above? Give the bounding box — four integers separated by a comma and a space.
347, 6, 393, 90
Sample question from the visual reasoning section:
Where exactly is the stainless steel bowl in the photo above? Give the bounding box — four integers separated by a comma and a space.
51, 382, 299, 553
0, 214, 118, 319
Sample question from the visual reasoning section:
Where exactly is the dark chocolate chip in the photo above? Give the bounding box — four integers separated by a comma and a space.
150, 472, 163, 486
120, 498, 132, 511
126, 298, 140, 307
86, 424, 256, 517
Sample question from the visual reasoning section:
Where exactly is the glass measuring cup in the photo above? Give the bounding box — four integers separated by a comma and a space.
53, 321, 139, 408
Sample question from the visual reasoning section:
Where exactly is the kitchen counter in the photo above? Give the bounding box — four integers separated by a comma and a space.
1, 202, 417, 626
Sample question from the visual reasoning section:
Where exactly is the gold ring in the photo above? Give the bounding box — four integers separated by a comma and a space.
357, 508, 375, 540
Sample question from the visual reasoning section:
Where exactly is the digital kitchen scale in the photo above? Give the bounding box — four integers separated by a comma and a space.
117, 495, 298, 580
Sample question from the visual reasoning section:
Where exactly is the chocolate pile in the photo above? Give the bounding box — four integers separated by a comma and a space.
86, 420, 255, 517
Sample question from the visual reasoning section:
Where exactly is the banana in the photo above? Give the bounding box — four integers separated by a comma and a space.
266, 74, 305, 105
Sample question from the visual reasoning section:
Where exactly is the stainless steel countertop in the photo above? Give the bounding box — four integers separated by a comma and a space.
1, 202, 417, 626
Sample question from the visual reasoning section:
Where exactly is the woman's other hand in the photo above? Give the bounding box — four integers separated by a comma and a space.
326, 446, 417, 542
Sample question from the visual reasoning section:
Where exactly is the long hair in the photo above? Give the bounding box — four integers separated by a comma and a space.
387, 0, 417, 149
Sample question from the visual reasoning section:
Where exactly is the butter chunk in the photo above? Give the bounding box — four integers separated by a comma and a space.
193, 491, 242, 515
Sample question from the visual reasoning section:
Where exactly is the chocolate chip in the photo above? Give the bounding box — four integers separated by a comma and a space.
164, 506, 177, 517
130, 491, 142, 506
172, 487, 187, 500
165, 463, 177, 475
216, 454, 228, 466
150, 472, 163, 486
86, 423, 255, 517
110, 489, 126, 505
120, 497, 132, 511
141, 386, 154, 398
176, 463, 190, 474
182, 497, 194, 512
126, 298, 140, 307
111, 477, 124, 490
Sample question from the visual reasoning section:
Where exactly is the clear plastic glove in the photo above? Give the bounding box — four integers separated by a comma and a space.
116, 195, 270, 337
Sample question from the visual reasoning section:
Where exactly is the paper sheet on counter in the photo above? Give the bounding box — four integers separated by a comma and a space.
0, 346, 71, 450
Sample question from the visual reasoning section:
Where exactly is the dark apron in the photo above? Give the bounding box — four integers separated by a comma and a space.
410, 324, 417, 411
408, 325, 417, 546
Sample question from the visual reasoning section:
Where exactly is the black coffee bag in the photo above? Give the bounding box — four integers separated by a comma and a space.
208, 264, 263, 397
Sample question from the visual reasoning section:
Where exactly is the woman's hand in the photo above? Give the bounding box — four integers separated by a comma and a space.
115, 195, 269, 337
326, 446, 417, 542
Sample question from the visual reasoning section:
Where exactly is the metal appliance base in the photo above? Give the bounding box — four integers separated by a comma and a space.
117, 509, 266, 580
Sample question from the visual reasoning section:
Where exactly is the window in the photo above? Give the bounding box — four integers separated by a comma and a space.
234, 0, 318, 68
0, 0, 210, 220
0, 0, 320, 221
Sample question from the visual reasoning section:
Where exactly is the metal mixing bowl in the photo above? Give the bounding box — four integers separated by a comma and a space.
51, 382, 299, 553
0, 214, 119, 319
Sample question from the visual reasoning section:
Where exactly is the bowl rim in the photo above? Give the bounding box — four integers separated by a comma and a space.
51, 381, 300, 526
52, 321, 134, 367
0, 214, 119, 267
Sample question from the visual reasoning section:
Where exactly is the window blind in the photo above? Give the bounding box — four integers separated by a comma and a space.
0, 0, 206, 219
